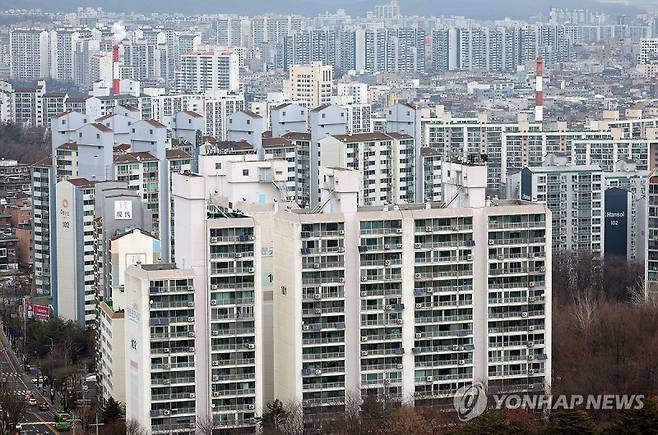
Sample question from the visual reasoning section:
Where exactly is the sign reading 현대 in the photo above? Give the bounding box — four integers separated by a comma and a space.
114, 200, 133, 220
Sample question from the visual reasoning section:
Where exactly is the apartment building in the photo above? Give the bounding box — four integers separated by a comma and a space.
125, 264, 199, 434
9, 28, 50, 80
270, 165, 551, 421
647, 174, 658, 300
318, 132, 417, 206
283, 62, 333, 107
508, 153, 603, 255
176, 48, 240, 94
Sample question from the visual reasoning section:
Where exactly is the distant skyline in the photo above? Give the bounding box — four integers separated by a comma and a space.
0, 0, 643, 19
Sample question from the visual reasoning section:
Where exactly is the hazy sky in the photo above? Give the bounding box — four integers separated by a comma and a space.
2, 0, 641, 18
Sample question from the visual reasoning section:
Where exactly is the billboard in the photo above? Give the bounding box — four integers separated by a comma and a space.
520, 167, 533, 201
604, 188, 628, 258
27, 303, 51, 321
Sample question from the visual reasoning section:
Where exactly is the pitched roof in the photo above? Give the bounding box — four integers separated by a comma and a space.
238, 109, 262, 119
281, 132, 311, 140
262, 137, 293, 148
90, 122, 113, 133
143, 119, 166, 128
182, 110, 203, 118
331, 132, 392, 142
68, 178, 95, 188
310, 103, 332, 112
57, 142, 78, 150
166, 149, 192, 159
113, 151, 158, 163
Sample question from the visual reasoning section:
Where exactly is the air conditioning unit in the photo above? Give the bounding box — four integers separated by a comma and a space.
212, 375, 219, 381
529, 369, 535, 375
488, 240, 495, 245
528, 252, 535, 258
314, 294, 322, 300
384, 260, 391, 266
361, 351, 369, 357
396, 228, 403, 234
415, 303, 423, 309
361, 276, 368, 282
425, 289, 433, 294
528, 355, 535, 361
452, 345, 459, 351
467, 254, 473, 261
314, 369, 322, 375
188, 347, 195, 352
414, 243, 421, 249
162, 364, 170, 370
187, 285, 194, 290
396, 363, 403, 369
212, 392, 219, 398
360, 291, 367, 297
163, 348, 170, 353
211, 285, 218, 290
187, 317, 195, 322
246, 343, 255, 349
521, 312, 528, 318
338, 247, 345, 253
414, 273, 422, 279
361, 336, 368, 342
338, 229, 345, 235
302, 325, 310, 331
188, 331, 195, 337
426, 376, 433, 382
384, 244, 390, 250
211, 237, 218, 243
415, 333, 422, 339
210, 300, 217, 306
528, 296, 536, 303
212, 361, 219, 367
189, 393, 196, 399
187, 301, 194, 307
211, 330, 219, 336
528, 282, 535, 287
458, 359, 465, 365
313, 263, 320, 269
235, 253, 242, 258
497, 255, 504, 260
540, 267, 545, 272
248, 404, 256, 410
385, 305, 392, 311
339, 277, 345, 283
163, 379, 171, 385
396, 319, 403, 325
163, 409, 171, 415
249, 236, 255, 241
527, 341, 534, 348
248, 267, 255, 273
425, 226, 433, 232
528, 325, 535, 331
314, 308, 322, 314
396, 243, 403, 248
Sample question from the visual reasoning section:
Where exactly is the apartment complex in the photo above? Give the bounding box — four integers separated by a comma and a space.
176, 49, 240, 94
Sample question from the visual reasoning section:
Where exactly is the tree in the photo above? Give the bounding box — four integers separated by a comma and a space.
603, 397, 658, 434
258, 399, 303, 435
102, 397, 124, 422
195, 415, 217, 434
542, 408, 595, 435
451, 409, 537, 435
0, 388, 27, 435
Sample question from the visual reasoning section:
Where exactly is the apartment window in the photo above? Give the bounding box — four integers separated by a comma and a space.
243, 169, 249, 176
215, 162, 222, 170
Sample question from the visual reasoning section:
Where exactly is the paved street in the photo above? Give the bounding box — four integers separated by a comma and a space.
0, 326, 57, 435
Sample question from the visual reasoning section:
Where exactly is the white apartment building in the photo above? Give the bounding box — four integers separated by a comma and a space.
336, 82, 369, 104
176, 48, 240, 94
647, 174, 658, 300
270, 165, 551, 421
318, 132, 418, 206
603, 160, 649, 262
50, 28, 81, 81
125, 264, 199, 434
10, 28, 50, 80
508, 153, 603, 255
283, 62, 334, 107
639, 38, 658, 64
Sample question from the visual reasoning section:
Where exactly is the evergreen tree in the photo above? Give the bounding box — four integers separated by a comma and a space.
102, 397, 124, 422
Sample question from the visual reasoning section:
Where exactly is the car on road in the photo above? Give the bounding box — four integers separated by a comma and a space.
38, 402, 49, 411
27, 397, 37, 406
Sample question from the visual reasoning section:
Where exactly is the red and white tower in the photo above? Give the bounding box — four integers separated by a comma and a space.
535, 57, 544, 123
112, 44, 120, 96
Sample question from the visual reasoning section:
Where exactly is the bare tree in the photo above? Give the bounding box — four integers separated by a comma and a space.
0, 388, 27, 434
195, 414, 216, 434
125, 419, 148, 435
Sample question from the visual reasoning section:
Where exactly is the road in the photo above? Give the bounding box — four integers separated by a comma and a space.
0, 325, 57, 435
